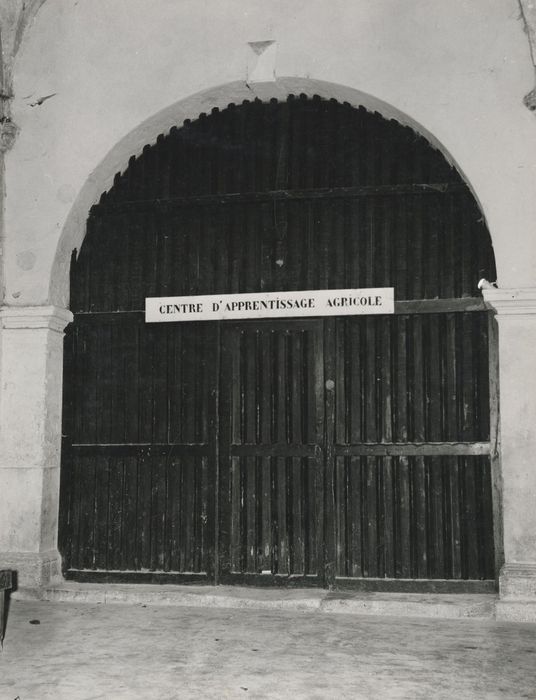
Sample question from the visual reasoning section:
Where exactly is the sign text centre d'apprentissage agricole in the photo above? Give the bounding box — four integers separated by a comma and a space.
145, 288, 394, 322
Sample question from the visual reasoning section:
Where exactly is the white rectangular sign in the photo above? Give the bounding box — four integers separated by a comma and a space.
145, 288, 394, 323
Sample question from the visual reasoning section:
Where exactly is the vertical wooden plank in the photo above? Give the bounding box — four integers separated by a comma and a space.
476, 456, 495, 579
335, 455, 347, 578
323, 319, 336, 586
137, 450, 152, 570
410, 315, 425, 443
230, 454, 242, 573
122, 455, 139, 571
394, 456, 411, 577
192, 455, 202, 573
461, 456, 479, 579
275, 456, 289, 575
78, 455, 97, 570
182, 454, 196, 572
258, 328, 273, 574
346, 458, 362, 578
428, 456, 445, 578
92, 456, 110, 572
395, 316, 408, 442
334, 320, 346, 447
290, 331, 302, 444
245, 454, 257, 573
68, 453, 83, 570
290, 456, 304, 575
445, 313, 462, 578
364, 317, 377, 444
138, 324, 155, 445
82, 323, 98, 445
379, 316, 394, 577
488, 312, 503, 578
475, 312, 491, 441
244, 329, 257, 444
412, 456, 428, 578
218, 325, 238, 579
166, 457, 181, 572
152, 326, 169, 445
181, 326, 196, 444
310, 323, 324, 578
446, 454, 462, 579
424, 195, 441, 299
150, 451, 167, 571
364, 457, 379, 577
425, 314, 443, 442
259, 455, 272, 574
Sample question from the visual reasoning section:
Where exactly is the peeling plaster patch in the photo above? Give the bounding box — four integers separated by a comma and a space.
28, 93, 57, 107
518, 0, 536, 110
16, 250, 36, 271
523, 86, 536, 110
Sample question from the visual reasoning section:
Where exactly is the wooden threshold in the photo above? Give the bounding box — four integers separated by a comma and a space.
64, 570, 211, 585
334, 577, 497, 594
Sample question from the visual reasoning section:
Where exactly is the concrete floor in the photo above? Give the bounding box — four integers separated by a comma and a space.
1, 600, 536, 700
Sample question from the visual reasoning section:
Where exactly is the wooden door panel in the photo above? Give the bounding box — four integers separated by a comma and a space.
60, 319, 218, 581
219, 320, 324, 584
333, 454, 495, 582
331, 313, 495, 587
333, 313, 490, 446
227, 455, 320, 577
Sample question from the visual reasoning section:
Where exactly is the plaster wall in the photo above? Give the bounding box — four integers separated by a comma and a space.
3, 0, 536, 307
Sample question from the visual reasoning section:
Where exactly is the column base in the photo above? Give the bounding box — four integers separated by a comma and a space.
496, 564, 536, 622
0, 550, 62, 595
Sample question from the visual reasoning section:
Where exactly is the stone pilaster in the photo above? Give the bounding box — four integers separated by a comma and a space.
0, 305, 73, 592
483, 288, 536, 621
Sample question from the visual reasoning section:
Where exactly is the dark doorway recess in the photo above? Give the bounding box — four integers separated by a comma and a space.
59, 95, 499, 592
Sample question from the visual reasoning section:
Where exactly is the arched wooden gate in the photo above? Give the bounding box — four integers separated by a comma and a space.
59, 96, 498, 591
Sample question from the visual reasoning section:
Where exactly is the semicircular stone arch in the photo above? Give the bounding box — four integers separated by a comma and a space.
72, 94, 496, 310
60, 95, 498, 589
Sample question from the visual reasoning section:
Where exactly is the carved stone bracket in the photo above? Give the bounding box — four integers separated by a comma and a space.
519, 0, 536, 113
0, 118, 19, 153
523, 86, 536, 112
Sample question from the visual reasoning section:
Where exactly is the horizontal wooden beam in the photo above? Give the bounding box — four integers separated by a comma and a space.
70, 442, 490, 458
90, 182, 469, 215
335, 442, 490, 457
71, 297, 488, 320
230, 444, 320, 458
70, 443, 212, 457
394, 298, 487, 314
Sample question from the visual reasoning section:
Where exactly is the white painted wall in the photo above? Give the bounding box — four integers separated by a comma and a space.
4, 0, 536, 306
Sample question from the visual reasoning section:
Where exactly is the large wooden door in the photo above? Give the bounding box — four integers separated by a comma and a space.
59, 96, 498, 589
